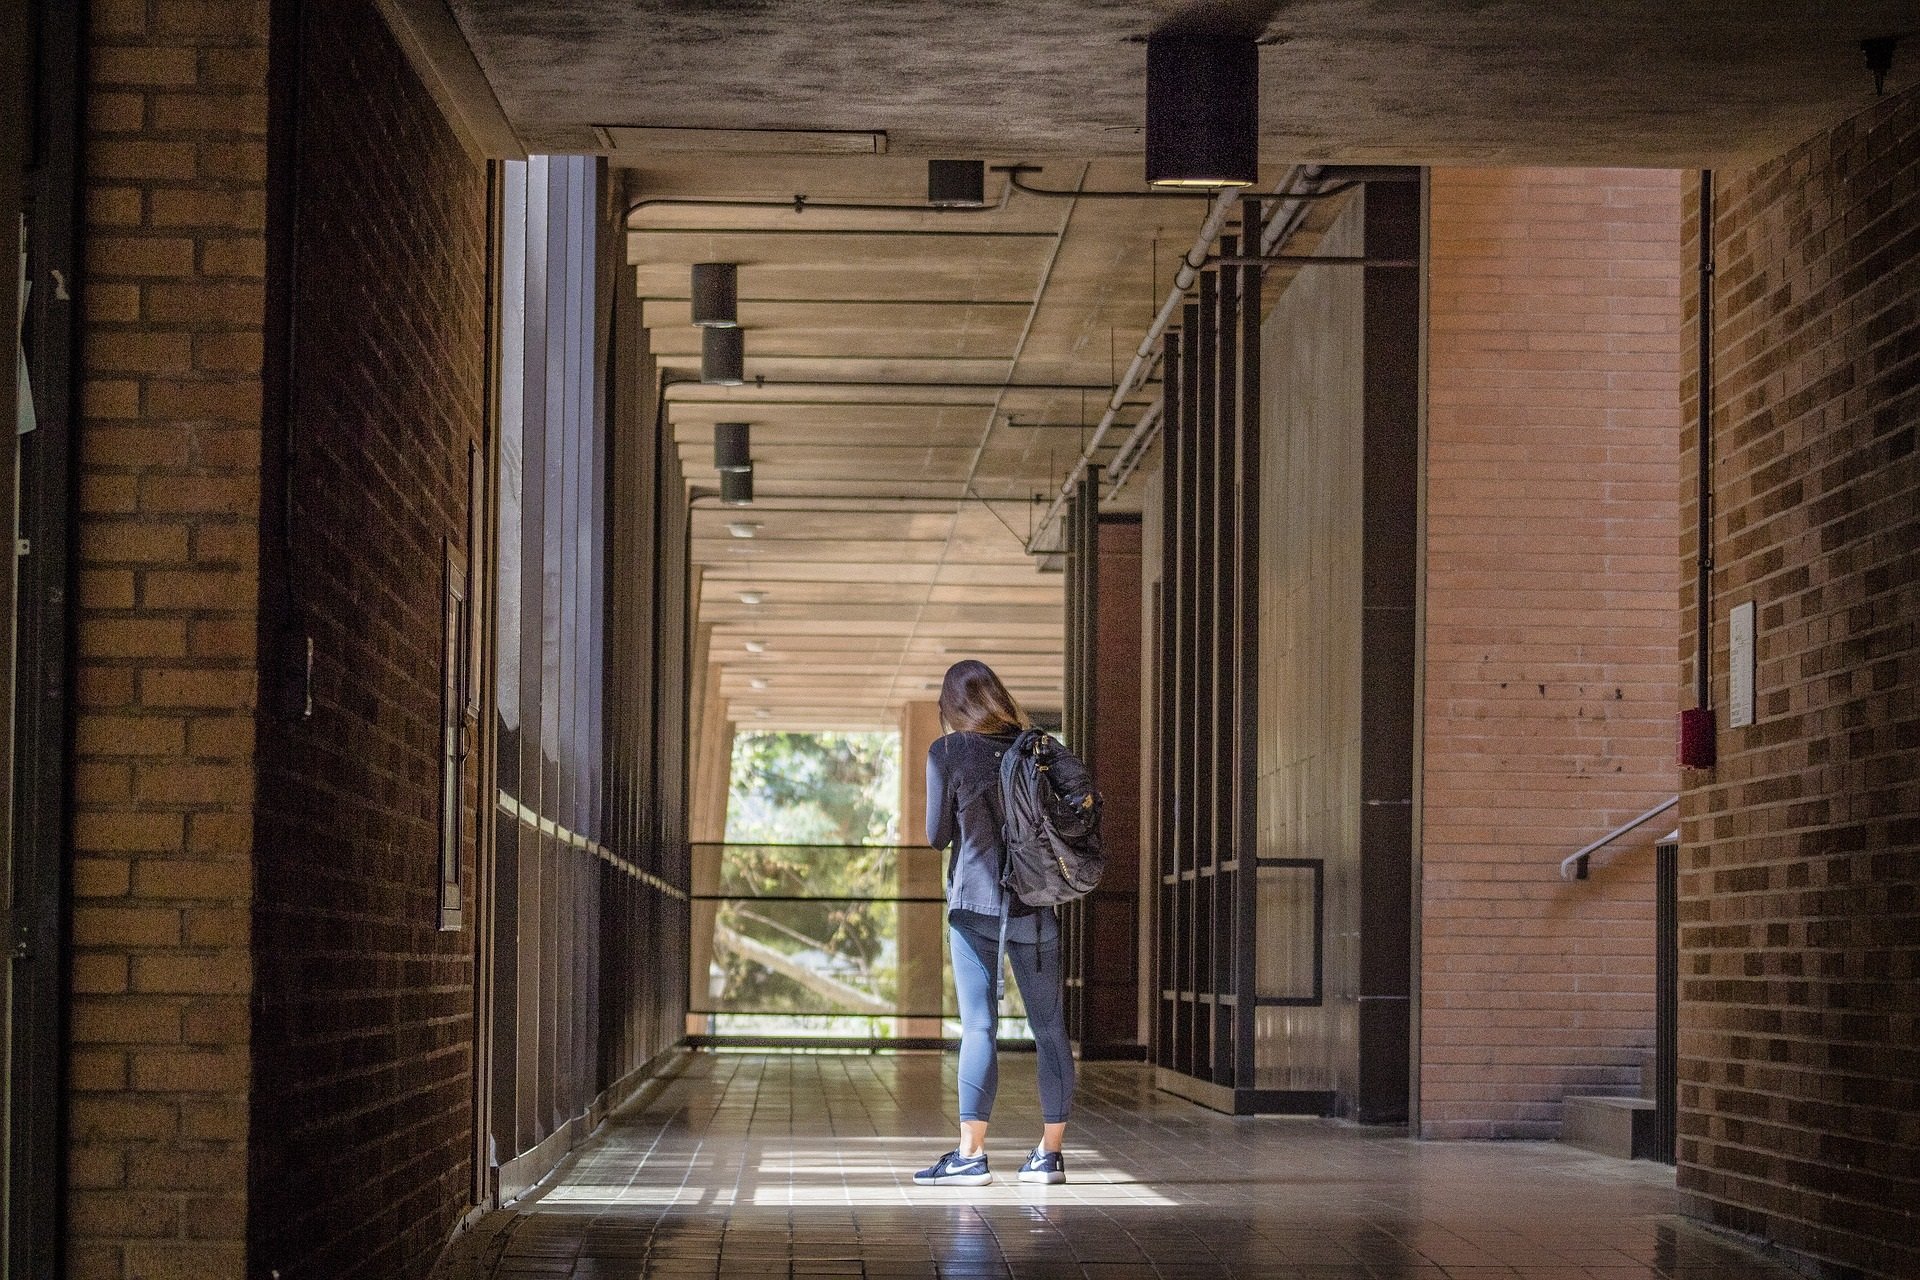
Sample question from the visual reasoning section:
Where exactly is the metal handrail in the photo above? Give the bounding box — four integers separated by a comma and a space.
1559, 797, 1680, 880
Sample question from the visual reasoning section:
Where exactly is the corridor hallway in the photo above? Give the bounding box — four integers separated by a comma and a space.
446, 1054, 1796, 1279
9, 0, 1919, 1276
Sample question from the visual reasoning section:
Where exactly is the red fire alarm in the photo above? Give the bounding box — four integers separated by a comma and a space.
1678, 707, 1716, 768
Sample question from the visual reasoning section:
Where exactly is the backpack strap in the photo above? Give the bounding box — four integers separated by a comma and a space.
993, 730, 1025, 1006
993, 727, 1050, 1005
995, 889, 1010, 1006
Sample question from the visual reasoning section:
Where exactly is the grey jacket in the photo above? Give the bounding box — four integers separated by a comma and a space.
926, 730, 1053, 939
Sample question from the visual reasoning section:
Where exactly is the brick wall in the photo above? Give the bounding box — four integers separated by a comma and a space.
1676, 89, 1920, 1280
247, 1, 489, 1276
1421, 168, 1684, 1138
68, 1, 271, 1275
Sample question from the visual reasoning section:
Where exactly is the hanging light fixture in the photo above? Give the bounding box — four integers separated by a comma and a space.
721, 466, 754, 505
927, 159, 986, 207
690, 262, 738, 327
714, 422, 752, 472
1145, 29, 1259, 188
702, 326, 745, 385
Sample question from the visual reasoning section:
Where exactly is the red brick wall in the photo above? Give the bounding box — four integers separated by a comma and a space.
1421, 168, 1684, 1138
69, 1, 270, 1274
1676, 89, 1920, 1280
246, 2, 489, 1276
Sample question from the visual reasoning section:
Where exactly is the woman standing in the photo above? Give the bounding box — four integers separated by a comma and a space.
912, 659, 1073, 1187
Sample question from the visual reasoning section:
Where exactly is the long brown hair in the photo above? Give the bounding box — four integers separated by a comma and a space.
938, 659, 1030, 735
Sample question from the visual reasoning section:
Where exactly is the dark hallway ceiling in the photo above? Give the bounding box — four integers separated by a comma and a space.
419, 0, 1916, 729
447, 0, 1917, 166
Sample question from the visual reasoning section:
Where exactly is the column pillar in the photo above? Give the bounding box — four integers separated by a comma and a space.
685, 622, 730, 1033
897, 700, 945, 1038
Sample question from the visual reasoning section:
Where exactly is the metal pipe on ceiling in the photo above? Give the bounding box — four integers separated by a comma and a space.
1025, 165, 1318, 554
625, 179, 1014, 224
995, 163, 1367, 204
878, 164, 1090, 705
1211, 254, 1417, 267
1102, 399, 1163, 495
628, 196, 999, 218
996, 164, 1219, 200
663, 375, 1140, 395
1104, 167, 1330, 501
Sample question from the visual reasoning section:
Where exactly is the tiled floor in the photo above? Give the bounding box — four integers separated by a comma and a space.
446, 1052, 1798, 1279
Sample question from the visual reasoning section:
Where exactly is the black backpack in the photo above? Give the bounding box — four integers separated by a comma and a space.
997, 728, 1105, 907
985, 728, 1104, 1001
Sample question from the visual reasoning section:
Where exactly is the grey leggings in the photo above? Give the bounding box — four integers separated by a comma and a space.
949, 923, 1075, 1125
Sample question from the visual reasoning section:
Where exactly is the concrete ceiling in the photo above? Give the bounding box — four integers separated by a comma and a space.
639, 155, 1236, 730
449, 1, 1917, 166
434, 0, 1916, 732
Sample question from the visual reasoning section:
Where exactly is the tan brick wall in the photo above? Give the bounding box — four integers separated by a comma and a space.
1676, 88, 1920, 1280
245, 3, 490, 1272
1421, 168, 1684, 1138
68, 1, 269, 1276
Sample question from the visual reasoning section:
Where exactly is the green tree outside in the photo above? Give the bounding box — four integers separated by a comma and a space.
713, 732, 903, 1028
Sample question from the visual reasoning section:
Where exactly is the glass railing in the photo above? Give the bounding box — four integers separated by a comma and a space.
688, 842, 1035, 1043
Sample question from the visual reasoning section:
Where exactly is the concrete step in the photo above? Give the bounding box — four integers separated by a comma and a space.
1562, 1095, 1660, 1160
1636, 1049, 1656, 1102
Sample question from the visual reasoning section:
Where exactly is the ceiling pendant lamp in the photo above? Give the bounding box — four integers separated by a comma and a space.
690, 262, 738, 327
702, 326, 745, 385
1145, 29, 1259, 188
721, 466, 754, 506
927, 159, 986, 207
714, 422, 752, 472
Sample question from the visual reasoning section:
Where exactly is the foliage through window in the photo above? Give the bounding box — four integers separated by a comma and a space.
711, 733, 902, 1024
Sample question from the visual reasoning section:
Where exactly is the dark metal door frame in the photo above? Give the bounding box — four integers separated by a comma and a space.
1654, 837, 1678, 1163
8, 0, 85, 1274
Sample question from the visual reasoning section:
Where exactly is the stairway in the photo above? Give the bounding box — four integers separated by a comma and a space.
1561, 1053, 1660, 1159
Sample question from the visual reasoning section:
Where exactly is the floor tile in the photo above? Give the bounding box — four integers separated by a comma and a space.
440, 1053, 1801, 1280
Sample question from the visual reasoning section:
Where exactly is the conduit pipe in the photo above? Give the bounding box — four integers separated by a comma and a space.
1103, 163, 1332, 502
1025, 170, 1304, 554
624, 184, 1012, 222
1102, 399, 1163, 496
1030, 165, 1338, 542
1694, 170, 1715, 713
1677, 169, 1719, 770
663, 374, 1130, 396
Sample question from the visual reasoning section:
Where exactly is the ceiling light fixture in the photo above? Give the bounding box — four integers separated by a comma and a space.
927, 159, 987, 207
726, 521, 759, 539
690, 262, 739, 326
721, 466, 754, 506
749, 678, 768, 690
738, 591, 764, 605
1145, 29, 1258, 188
701, 326, 745, 385
714, 422, 752, 472
753, 707, 772, 719
744, 639, 768, 653
1863, 36, 1900, 96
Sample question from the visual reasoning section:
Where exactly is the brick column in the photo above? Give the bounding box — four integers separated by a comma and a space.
67, 2, 268, 1275
1421, 167, 1683, 1138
